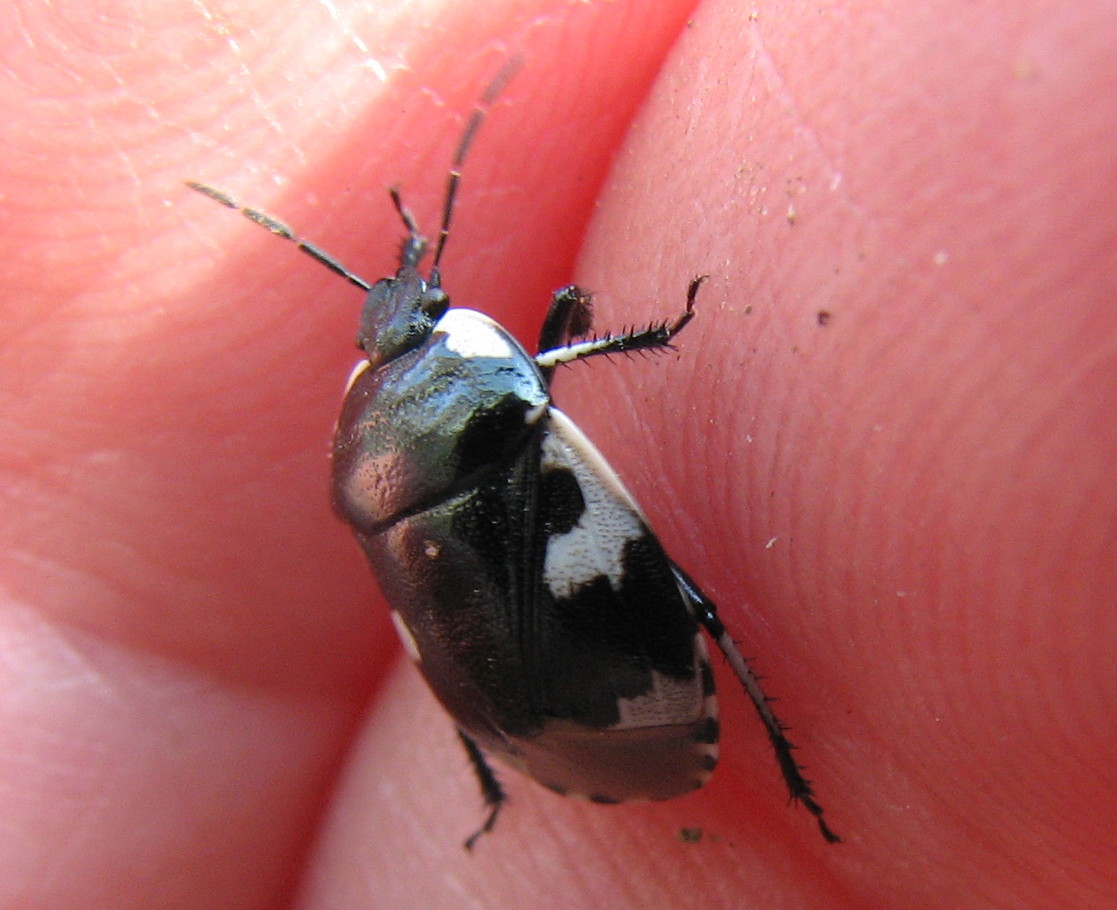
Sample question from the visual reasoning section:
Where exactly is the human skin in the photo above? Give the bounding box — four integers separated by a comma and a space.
1, 0, 1115, 908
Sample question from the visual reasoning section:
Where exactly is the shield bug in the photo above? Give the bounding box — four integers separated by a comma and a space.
188, 69, 839, 848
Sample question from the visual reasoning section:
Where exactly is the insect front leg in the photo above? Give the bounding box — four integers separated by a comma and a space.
457, 730, 507, 851
535, 285, 595, 379
534, 276, 706, 377
670, 564, 841, 844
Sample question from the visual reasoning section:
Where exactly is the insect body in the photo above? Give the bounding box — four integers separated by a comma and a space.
189, 76, 838, 848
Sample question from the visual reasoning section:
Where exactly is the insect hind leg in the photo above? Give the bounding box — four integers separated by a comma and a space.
670, 563, 841, 844
457, 730, 507, 851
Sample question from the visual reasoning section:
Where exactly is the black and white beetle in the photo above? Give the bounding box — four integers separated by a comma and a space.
188, 72, 838, 848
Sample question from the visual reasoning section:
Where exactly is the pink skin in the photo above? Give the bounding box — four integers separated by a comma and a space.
1, 1, 1114, 907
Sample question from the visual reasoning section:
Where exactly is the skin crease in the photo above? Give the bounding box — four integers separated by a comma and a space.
1, 0, 1115, 907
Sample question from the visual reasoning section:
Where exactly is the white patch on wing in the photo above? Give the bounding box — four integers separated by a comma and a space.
436, 309, 517, 359
390, 610, 422, 663
492, 630, 721, 801
612, 670, 703, 729
541, 409, 648, 600
342, 359, 369, 394
524, 401, 548, 425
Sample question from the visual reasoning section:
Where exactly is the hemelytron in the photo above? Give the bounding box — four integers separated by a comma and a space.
188, 69, 839, 848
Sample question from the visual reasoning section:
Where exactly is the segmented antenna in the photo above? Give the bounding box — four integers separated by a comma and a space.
186, 57, 523, 292
428, 56, 524, 286
185, 180, 372, 291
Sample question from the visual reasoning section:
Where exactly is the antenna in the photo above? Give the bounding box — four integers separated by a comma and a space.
184, 180, 372, 292
427, 56, 523, 286
186, 57, 523, 292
